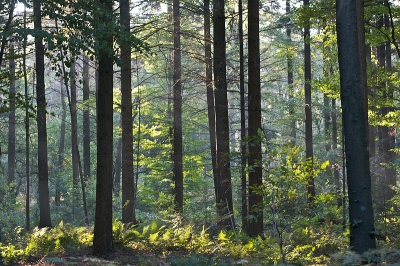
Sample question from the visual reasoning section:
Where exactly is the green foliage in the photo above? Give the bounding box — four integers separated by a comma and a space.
0, 222, 92, 263
25, 222, 92, 257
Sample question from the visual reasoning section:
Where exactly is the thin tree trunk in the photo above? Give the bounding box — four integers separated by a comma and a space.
23, 6, 30, 231
331, 99, 341, 207
70, 61, 79, 186
238, 0, 248, 233
133, 58, 141, 224
56, 76, 67, 206
55, 11, 89, 225
204, 0, 218, 213
8, 44, 16, 187
34, 0, 52, 228
304, 0, 315, 203
173, 0, 183, 214
114, 117, 122, 196
82, 55, 91, 178
287, 0, 296, 146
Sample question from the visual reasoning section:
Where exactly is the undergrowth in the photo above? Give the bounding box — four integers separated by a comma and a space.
1, 219, 400, 265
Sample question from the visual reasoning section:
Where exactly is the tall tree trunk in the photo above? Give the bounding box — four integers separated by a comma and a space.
23, 6, 30, 231
93, 0, 114, 255
247, 0, 263, 236
82, 55, 91, 178
173, 0, 183, 214
204, 0, 218, 213
114, 119, 122, 197
120, 0, 135, 223
8, 44, 16, 187
304, 0, 315, 203
213, 0, 235, 229
336, 0, 376, 253
287, 0, 296, 146
70, 61, 79, 186
133, 60, 141, 223
34, 0, 52, 229
331, 99, 341, 207
238, 0, 248, 233
56, 77, 67, 206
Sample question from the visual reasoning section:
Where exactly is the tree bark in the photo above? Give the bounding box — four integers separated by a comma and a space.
8, 44, 16, 187
287, 0, 296, 146
34, 0, 52, 229
173, 0, 183, 214
56, 77, 67, 206
247, 0, 263, 236
204, 0, 218, 213
120, 0, 135, 223
82, 55, 91, 178
213, 0, 235, 229
70, 61, 79, 186
93, 0, 114, 255
336, 0, 376, 253
331, 99, 341, 207
304, 0, 315, 203
114, 120, 122, 196
238, 0, 248, 233
23, 6, 30, 231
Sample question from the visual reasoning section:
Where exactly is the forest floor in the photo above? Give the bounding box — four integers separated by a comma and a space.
15, 248, 400, 266
16, 248, 252, 266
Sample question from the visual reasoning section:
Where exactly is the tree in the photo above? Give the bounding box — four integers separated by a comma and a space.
286, 0, 296, 147
114, 118, 122, 196
238, 0, 248, 233
93, 0, 114, 255
70, 61, 79, 186
120, 0, 135, 223
213, 0, 235, 229
23, 5, 30, 231
304, 0, 315, 203
8, 44, 16, 187
34, 0, 52, 229
247, 0, 263, 236
173, 0, 183, 214
56, 76, 66, 206
82, 54, 91, 178
336, 0, 376, 253
204, 0, 218, 217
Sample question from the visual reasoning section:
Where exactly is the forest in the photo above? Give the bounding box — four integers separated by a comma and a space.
0, 0, 399, 264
